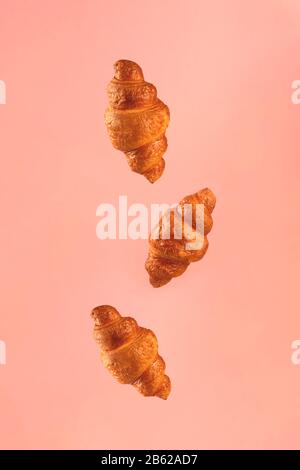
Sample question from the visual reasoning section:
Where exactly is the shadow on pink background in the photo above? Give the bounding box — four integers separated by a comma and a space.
0, 0, 300, 449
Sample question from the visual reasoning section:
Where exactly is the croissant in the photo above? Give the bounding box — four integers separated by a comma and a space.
104, 60, 170, 183
91, 305, 171, 399
145, 188, 216, 287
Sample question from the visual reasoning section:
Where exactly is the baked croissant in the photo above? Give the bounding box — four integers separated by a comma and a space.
104, 60, 170, 183
145, 188, 216, 287
91, 305, 171, 400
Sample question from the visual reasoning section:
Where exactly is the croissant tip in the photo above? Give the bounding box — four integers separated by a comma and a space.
143, 159, 165, 183
149, 277, 170, 288
198, 187, 217, 211
91, 305, 119, 322
155, 376, 171, 400
113, 59, 144, 81
146, 262, 172, 288
156, 391, 170, 400
144, 173, 161, 184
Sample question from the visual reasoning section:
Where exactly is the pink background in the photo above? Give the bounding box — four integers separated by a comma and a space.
1, 0, 300, 450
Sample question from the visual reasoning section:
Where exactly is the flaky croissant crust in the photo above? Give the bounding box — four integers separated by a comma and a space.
105, 60, 170, 183
91, 305, 171, 400
145, 188, 216, 287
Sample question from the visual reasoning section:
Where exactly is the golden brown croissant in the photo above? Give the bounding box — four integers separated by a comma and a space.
91, 305, 171, 399
104, 60, 170, 183
145, 188, 216, 287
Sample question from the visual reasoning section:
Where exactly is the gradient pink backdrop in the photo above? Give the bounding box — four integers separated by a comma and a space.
1, 0, 300, 450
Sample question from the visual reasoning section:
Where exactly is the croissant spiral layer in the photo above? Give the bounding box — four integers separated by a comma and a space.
91, 305, 171, 399
105, 60, 170, 183
145, 188, 216, 287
